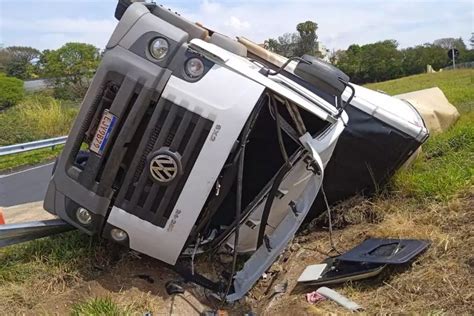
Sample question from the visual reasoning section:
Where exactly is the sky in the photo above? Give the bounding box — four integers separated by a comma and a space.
0, 0, 473, 52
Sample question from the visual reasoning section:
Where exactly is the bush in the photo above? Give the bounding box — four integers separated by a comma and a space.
51, 80, 89, 101
0, 93, 78, 145
0, 75, 24, 110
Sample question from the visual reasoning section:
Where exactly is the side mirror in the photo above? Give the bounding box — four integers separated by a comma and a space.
294, 55, 350, 100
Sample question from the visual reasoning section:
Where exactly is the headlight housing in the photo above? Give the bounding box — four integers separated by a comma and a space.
76, 207, 92, 225
111, 228, 128, 242
149, 37, 169, 60
185, 57, 205, 79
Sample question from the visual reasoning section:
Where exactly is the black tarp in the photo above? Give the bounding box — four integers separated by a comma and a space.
307, 104, 423, 219
240, 54, 425, 221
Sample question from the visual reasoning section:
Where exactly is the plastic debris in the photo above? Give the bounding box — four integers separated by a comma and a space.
298, 264, 327, 283
165, 281, 185, 295
0, 208, 5, 225
316, 287, 362, 311
273, 281, 288, 294
306, 291, 326, 304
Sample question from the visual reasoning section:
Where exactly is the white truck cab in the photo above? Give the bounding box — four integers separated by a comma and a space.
44, 1, 352, 301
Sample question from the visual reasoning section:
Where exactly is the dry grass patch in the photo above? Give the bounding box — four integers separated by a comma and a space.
0, 231, 108, 314
260, 191, 473, 315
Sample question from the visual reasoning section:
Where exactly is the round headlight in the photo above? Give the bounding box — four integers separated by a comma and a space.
185, 58, 205, 78
149, 37, 169, 60
111, 228, 128, 242
76, 207, 92, 225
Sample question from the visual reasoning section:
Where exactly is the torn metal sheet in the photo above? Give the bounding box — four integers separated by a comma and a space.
298, 257, 386, 287
227, 160, 323, 302
336, 238, 430, 264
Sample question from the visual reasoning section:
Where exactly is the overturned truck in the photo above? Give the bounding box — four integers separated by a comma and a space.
44, 1, 350, 300
3, 0, 428, 302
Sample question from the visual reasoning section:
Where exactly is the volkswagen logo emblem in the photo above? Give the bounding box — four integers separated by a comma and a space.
148, 150, 181, 184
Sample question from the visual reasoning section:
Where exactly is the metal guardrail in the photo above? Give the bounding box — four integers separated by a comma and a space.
0, 136, 67, 156
444, 62, 474, 70
0, 219, 74, 248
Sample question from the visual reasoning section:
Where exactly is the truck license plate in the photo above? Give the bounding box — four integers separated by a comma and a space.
90, 110, 117, 156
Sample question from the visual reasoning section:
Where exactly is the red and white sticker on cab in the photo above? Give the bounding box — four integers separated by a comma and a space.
90, 109, 117, 156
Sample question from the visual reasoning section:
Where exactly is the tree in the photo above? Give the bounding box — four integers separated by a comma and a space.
401, 44, 448, 75
337, 40, 404, 83
5, 46, 40, 62
41, 42, 100, 99
267, 33, 302, 57
1, 46, 40, 79
336, 44, 363, 82
295, 21, 319, 57
434, 37, 474, 63
329, 49, 345, 65
266, 20, 322, 58
0, 49, 11, 74
267, 33, 296, 57
433, 37, 466, 50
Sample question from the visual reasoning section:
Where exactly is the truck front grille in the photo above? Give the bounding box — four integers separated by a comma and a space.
115, 100, 212, 227
74, 73, 213, 228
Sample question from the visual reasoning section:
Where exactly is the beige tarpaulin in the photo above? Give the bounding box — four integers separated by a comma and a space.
395, 87, 460, 134
396, 87, 460, 168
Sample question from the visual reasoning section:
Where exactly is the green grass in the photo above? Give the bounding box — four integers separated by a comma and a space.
71, 297, 129, 316
0, 231, 95, 283
366, 69, 474, 111
0, 91, 78, 172
394, 113, 473, 200
0, 145, 63, 172
366, 69, 474, 200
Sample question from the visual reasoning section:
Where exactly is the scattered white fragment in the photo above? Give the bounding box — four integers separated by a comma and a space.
316, 287, 363, 311
297, 264, 327, 282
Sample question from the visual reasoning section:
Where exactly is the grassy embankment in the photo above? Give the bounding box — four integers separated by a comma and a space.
367, 69, 473, 200
0, 91, 77, 171
326, 69, 473, 313
0, 69, 472, 314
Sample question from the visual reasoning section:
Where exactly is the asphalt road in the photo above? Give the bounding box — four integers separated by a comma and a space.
0, 163, 53, 207
24, 79, 48, 92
